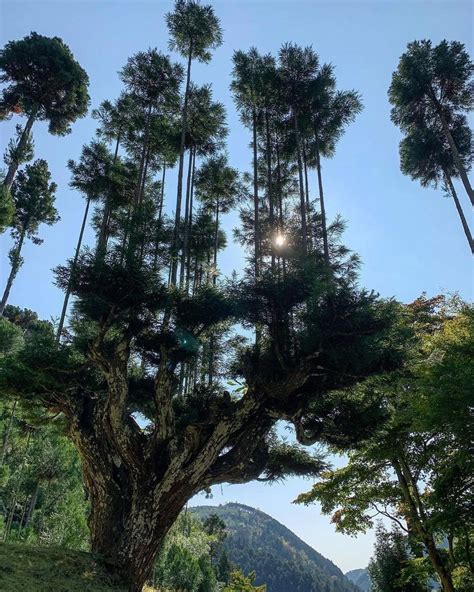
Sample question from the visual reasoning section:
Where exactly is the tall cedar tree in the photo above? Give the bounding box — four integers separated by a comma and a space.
0, 32, 89, 191
0, 160, 58, 315
166, 0, 223, 286
389, 39, 474, 206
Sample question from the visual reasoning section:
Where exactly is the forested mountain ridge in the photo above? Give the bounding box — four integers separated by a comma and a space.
192, 503, 358, 592
345, 569, 371, 592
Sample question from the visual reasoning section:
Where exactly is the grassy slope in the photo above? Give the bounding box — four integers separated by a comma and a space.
0, 543, 130, 592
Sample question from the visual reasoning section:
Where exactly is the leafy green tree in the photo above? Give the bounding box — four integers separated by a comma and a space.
297, 296, 473, 592
389, 39, 474, 205
368, 525, 428, 592
56, 141, 116, 340
0, 32, 89, 190
398, 117, 473, 253
167, 0, 223, 285
308, 64, 362, 264
277, 43, 319, 249
0, 160, 58, 315
223, 570, 267, 592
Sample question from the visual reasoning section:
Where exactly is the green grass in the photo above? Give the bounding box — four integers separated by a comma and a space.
0, 543, 129, 591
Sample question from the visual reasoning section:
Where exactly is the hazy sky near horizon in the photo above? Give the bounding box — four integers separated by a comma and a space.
1, 0, 473, 573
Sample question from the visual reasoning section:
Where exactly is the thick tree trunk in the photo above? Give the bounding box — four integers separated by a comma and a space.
0, 230, 26, 316
171, 44, 193, 287
56, 196, 91, 342
3, 112, 36, 192
315, 136, 330, 265
444, 171, 474, 254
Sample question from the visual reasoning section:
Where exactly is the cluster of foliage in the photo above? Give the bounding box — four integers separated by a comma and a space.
297, 295, 474, 592
192, 503, 358, 592
389, 39, 474, 253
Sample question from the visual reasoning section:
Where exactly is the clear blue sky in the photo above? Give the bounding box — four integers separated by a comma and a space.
1, 0, 473, 573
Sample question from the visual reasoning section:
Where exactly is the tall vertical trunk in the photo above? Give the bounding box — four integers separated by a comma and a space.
180, 148, 194, 288
0, 398, 17, 466
56, 196, 91, 342
252, 108, 260, 278
392, 457, 455, 592
97, 133, 121, 256
213, 202, 219, 285
3, 112, 36, 192
0, 230, 26, 316
435, 106, 474, 206
153, 165, 167, 272
444, 170, 474, 253
314, 135, 330, 265
185, 150, 196, 291
4, 428, 32, 542
265, 110, 275, 272
171, 44, 193, 287
293, 112, 308, 251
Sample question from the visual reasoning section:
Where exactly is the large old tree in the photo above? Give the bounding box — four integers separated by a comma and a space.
0, 3, 405, 591
1, 252, 401, 591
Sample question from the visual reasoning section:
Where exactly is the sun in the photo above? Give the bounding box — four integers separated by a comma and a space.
274, 234, 286, 247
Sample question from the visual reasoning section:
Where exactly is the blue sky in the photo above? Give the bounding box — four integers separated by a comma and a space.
1, 0, 473, 573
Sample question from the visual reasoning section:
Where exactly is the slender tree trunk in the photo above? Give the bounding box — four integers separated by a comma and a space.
180, 148, 194, 288
315, 135, 330, 265
265, 110, 275, 272
22, 480, 39, 531
97, 133, 121, 256
213, 203, 219, 286
302, 140, 310, 211
56, 196, 91, 342
293, 112, 308, 250
153, 165, 167, 273
0, 230, 26, 316
3, 112, 36, 192
4, 428, 32, 541
185, 150, 196, 292
444, 171, 474, 254
392, 457, 455, 592
435, 106, 474, 206
171, 44, 193, 287
252, 108, 260, 278
0, 398, 17, 466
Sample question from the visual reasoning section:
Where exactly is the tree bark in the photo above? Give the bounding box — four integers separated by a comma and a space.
171, 43, 193, 287
444, 171, 474, 254
0, 230, 26, 316
3, 112, 36, 192
56, 196, 91, 342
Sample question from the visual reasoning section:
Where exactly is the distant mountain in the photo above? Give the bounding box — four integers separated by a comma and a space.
192, 503, 358, 592
345, 568, 371, 591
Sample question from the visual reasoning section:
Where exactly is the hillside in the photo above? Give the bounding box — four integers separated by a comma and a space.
192, 503, 358, 592
0, 543, 137, 592
345, 569, 371, 591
